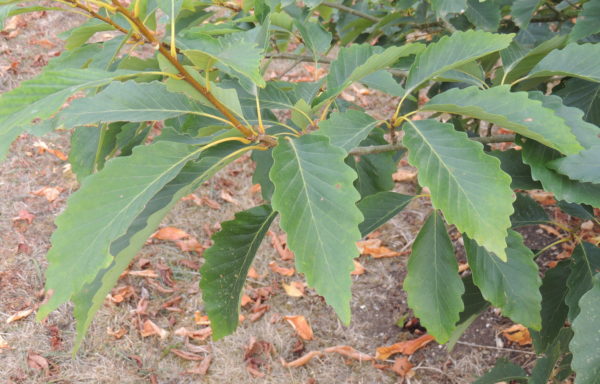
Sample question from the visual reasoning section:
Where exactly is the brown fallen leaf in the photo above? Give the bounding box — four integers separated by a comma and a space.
128, 270, 159, 278
107, 327, 128, 339
108, 285, 135, 303
184, 355, 212, 375
539, 224, 562, 238
6, 308, 33, 324
280, 350, 324, 367
247, 267, 262, 279
282, 282, 305, 297
27, 351, 49, 376
269, 231, 294, 261
284, 315, 314, 340
174, 327, 212, 341
140, 320, 169, 339
249, 183, 261, 194
351, 260, 366, 275
324, 345, 373, 361
390, 357, 414, 377
32, 186, 63, 202
153, 227, 190, 241
357, 239, 403, 258
171, 349, 205, 361
220, 190, 239, 205
502, 324, 532, 346
0, 335, 10, 351
241, 294, 254, 307
529, 190, 556, 206
392, 169, 418, 183
12, 209, 35, 224
176, 238, 204, 254
268, 261, 295, 276
375, 334, 435, 360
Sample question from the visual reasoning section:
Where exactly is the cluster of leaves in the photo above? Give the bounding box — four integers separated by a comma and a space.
1, 0, 600, 381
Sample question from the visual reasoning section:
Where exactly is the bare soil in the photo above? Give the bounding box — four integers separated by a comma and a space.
0, 11, 575, 384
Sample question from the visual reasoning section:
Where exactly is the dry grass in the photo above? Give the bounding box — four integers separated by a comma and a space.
0, 11, 542, 384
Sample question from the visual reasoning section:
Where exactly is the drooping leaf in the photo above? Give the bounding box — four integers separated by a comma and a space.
0, 68, 135, 159
465, 0, 501, 31
421, 86, 583, 155
521, 140, 600, 208
556, 78, 600, 128
531, 260, 571, 353
61, 81, 208, 127
200, 205, 276, 339
570, 273, 600, 384
38, 141, 212, 320
357, 191, 414, 237
527, 43, 600, 83
403, 119, 514, 261
548, 146, 600, 184
489, 149, 542, 190
404, 211, 465, 344
511, 0, 543, 28
70, 141, 246, 350
447, 275, 490, 351
569, 0, 600, 42
317, 110, 379, 152
405, 30, 513, 93
474, 359, 527, 384
566, 242, 600, 322
269, 134, 363, 322
464, 230, 542, 329
510, 193, 549, 228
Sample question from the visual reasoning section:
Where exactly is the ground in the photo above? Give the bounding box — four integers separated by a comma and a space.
0, 10, 585, 384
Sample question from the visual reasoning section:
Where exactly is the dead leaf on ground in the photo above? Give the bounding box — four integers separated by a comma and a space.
390, 357, 414, 377
375, 334, 435, 360
27, 351, 49, 376
247, 267, 262, 279
176, 238, 204, 254
107, 327, 128, 339
529, 190, 556, 206
268, 261, 295, 276
393, 169, 418, 183
282, 282, 305, 297
171, 349, 205, 361
280, 351, 324, 367
351, 260, 366, 275
6, 308, 33, 324
324, 345, 373, 361
241, 294, 254, 307
244, 338, 274, 377
357, 239, 403, 258
152, 227, 190, 241
269, 231, 294, 260
220, 190, 239, 205
502, 324, 532, 346
284, 315, 313, 340
194, 312, 211, 326
0, 335, 10, 351
31, 186, 63, 202
140, 320, 169, 339
128, 270, 158, 278
12, 209, 35, 224
539, 224, 562, 238
174, 327, 212, 341
108, 285, 135, 303
183, 355, 212, 375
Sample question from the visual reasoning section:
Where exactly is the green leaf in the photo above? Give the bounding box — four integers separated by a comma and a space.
569, 0, 600, 42
474, 358, 527, 383
37, 141, 210, 320
464, 230, 542, 329
69, 141, 245, 350
421, 86, 584, 155
403, 119, 514, 261
531, 260, 571, 353
510, 193, 549, 228
294, 19, 331, 58
566, 242, 600, 322
570, 273, 600, 384
489, 149, 542, 190
200, 205, 276, 339
511, 0, 543, 28
530, 328, 573, 384
180, 32, 265, 88
357, 191, 414, 237
251, 148, 275, 201
556, 79, 600, 128
548, 146, 600, 184
521, 140, 600, 208
528, 43, 600, 83
62, 81, 206, 126
361, 70, 406, 97
431, 0, 467, 14
63, 19, 115, 50
527, 91, 600, 150
317, 110, 379, 152
270, 134, 363, 322
465, 0, 501, 31
558, 201, 596, 221
447, 275, 489, 351
404, 211, 464, 343
0, 68, 135, 159
405, 30, 513, 93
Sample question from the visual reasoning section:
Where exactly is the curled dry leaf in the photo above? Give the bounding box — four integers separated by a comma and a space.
194, 312, 211, 325
128, 270, 159, 278
12, 209, 35, 224
284, 315, 313, 340
6, 308, 33, 324
31, 186, 63, 202
392, 169, 418, 183
351, 260, 366, 275
108, 285, 135, 303
0, 335, 10, 350
140, 320, 169, 339
281, 350, 324, 368
247, 267, 262, 279
184, 355, 212, 375
356, 239, 403, 258
282, 282, 305, 297
502, 324, 532, 346
174, 327, 212, 341
152, 226, 190, 241
324, 345, 373, 361
107, 327, 128, 339
241, 294, 254, 307
27, 351, 49, 376
375, 334, 435, 360
220, 190, 239, 205
269, 231, 294, 260
529, 191, 556, 206
391, 357, 414, 377
268, 261, 295, 276
171, 349, 205, 361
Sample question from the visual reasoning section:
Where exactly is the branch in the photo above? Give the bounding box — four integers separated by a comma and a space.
320, 1, 381, 23
348, 134, 515, 156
